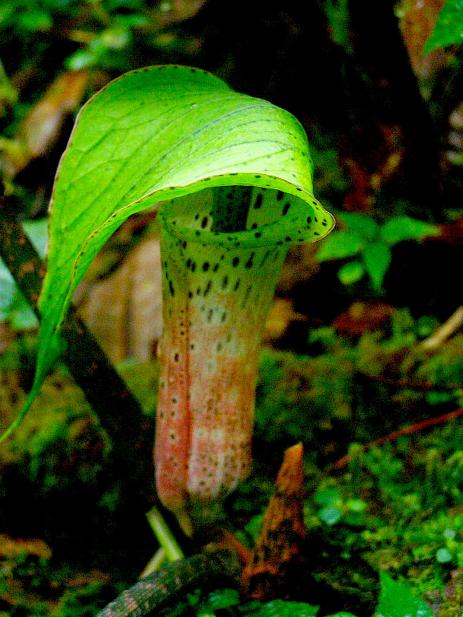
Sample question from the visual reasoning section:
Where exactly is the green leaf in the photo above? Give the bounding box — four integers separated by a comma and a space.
197, 588, 240, 615
338, 260, 365, 285
319, 506, 343, 526
346, 498, 367, 513
18, 8, 52, 31
380, 216, 439, 246
245, 600, 319, 617
316, 231, 364, 262
326, 613, 359, 617
244, 513, 264, 540
424, 0, 463, 54
2, 65, 333, 440
435, 547, 453, 563
362, 242, 391, 291
314, 486, 342, 507
325, 0, 352, 53
338, 212, 379, 241
375, 572, 434, 617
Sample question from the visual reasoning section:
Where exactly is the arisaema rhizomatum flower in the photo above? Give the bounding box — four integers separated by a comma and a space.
156, 186, 331, 533
1, 66, 334, 534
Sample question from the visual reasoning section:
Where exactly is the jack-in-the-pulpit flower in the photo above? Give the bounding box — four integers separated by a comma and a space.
2, 66, 334, 533
155, 185, 331, 534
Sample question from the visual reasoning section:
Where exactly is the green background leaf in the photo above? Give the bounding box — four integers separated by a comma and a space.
197, 588, 240, 615
338, 212, 379, 241
424, 0, 463, 54
375, 572, 434, 617
316, 231, 363, 261
338, 260, 365, 285
362, 242, 392, 291
380, 216, 439, 246
4, 65, 333, 439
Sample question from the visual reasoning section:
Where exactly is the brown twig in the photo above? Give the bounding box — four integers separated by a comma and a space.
331, 407, 463, 471
418, 306, 463, 353
0, 192, 153, 501
362, 373, 463, 391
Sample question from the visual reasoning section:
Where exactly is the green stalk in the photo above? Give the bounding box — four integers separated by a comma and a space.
146, 506, 185, 562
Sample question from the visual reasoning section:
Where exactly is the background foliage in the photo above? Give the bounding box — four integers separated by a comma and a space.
1, 1, 463, 616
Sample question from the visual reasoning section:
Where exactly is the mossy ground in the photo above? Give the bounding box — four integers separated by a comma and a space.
1, 310, 463, 616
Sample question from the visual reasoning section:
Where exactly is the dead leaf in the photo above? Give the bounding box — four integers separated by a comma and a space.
0, 534, 51, 560
78, 234, 163, 363
1, 70, 88, 178
152, 0, 208, 27
277, 243, 320, 293
265, 298, 307, 342
398, 0, 447, 80
333, 301, 395, 337
343, 124, 404, 211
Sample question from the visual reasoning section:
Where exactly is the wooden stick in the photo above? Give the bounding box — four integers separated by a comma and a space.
0, 192, 153, 501
419, 306, 463, 352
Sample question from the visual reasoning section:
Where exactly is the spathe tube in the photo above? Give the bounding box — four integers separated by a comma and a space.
155, 185, 331, 534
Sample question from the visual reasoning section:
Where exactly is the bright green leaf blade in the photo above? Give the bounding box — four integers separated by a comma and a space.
375, 572, 434, 617
316, 230, 363, 262
362, 242, 391, 291
338, 212, 379, 241
380, 216, 439, 246
424, 0, 463, 54
2, 65, 333, 440
338, 260, 365, 285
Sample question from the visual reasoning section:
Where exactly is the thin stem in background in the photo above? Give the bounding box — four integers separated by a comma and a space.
146, 506, 185, 562
0, 190, 153, 503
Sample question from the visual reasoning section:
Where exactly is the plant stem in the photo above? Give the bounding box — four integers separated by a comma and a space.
146, 506, 185, 562
140, 547, 167, 578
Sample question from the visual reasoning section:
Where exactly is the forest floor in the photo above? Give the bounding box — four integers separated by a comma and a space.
2, 306, 463, 616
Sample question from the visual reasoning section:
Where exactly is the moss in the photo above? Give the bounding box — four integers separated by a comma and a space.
52, 580, 124, 617
235, 330, 463, 613
255, 347, 354, 461
0, 540, 124, 617
5, 310, 463, 614
0, 364, 110, 493
0, 343, 158, 495
296, 431, 463, 612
